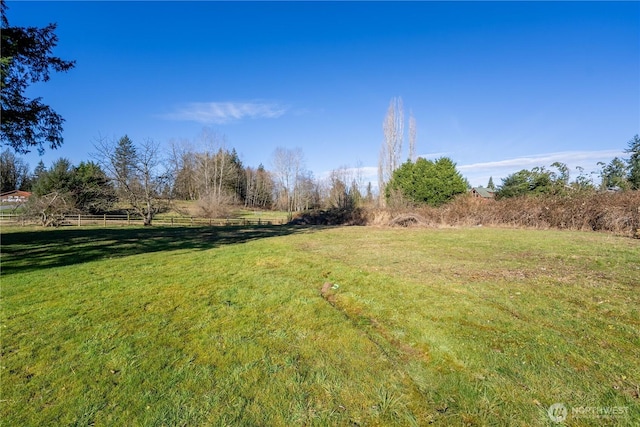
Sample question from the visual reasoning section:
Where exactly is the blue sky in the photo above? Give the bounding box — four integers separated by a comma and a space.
8, 1, 640, 188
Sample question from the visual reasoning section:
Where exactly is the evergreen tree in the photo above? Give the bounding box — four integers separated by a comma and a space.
33, 160, 46, 182
95, 136, 167, 225
31, 158, 73, 196
599, 158, 629, 190
386, 157, 467, 207
487, 176, 495, 190
625, 134, 640, 190
1, 0, 75, 154
72, 161, 116, 213
496, 167, 557, 198
113, 135, 137, 195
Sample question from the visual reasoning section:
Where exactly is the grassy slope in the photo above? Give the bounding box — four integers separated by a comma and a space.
1, 226, 638, 426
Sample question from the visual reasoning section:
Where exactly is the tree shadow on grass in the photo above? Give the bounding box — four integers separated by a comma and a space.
1, 225, 314, 275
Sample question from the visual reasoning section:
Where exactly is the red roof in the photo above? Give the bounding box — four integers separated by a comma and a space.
0, 190, 32, 202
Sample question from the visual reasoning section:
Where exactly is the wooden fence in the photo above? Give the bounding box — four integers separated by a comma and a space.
0, 213, 286, 228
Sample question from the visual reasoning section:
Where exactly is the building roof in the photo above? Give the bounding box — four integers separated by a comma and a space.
471, 186, 495, 198
0, 190, 32, 197
0, 190, 32, 202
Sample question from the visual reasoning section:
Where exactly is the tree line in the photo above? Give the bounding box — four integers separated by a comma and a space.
0, 131, 379, 226
493, 135, 640, 199
2, 126, 638, 226
3, 112, 639, 227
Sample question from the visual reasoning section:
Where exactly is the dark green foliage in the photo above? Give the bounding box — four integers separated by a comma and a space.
550, 162, 569, 186
113, 135, 137, 195
625, 134, 640, 190
496, 167, 563, 199
386, 157, 468, 207
31, 158, 73, 196
598, 157, 629, 190
30, 158, 115, 213
32, 160, 46, 183
227, 148, 246, 203
72, 161, 117, 213
487, 176, 495, 190
0, 1, 75, 154
0, 148, 30, 192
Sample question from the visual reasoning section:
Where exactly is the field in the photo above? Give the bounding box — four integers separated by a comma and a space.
1, 225, 639, 426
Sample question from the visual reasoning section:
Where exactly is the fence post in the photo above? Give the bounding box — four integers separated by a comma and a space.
171, 217, 174, 226
103, 213, 107, 227
127, 212, 130, 226
78, 214, 81, 227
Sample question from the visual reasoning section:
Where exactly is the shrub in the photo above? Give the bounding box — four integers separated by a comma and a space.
377, 191, 640, 237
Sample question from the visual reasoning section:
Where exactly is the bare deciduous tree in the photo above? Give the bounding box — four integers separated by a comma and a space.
244, 164, 273, 209
168, 138, 198, 201
295, 170, 320, 212
0, 148, 30, 192
408, 110, 417, 162
271, 147, 305, 219
325, 165, 362, 210
379, 96, 404, 204
169, 128, 257, 214
193, 128, 242, 216
94, 136, 169, 226
27, 190, 75, 227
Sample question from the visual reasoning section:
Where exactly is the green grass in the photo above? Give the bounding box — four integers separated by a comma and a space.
234, 209, 289, 221
1, 226, 638, 426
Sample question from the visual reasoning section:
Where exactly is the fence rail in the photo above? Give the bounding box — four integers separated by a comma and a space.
0, 213, 286, 228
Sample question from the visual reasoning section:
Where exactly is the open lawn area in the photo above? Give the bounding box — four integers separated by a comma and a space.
1, 225, 639, 426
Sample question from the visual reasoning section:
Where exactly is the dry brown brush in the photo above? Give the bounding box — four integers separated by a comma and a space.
379, 191, 640, 237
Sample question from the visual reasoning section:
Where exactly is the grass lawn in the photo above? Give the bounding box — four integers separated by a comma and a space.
1, 225, 638, 426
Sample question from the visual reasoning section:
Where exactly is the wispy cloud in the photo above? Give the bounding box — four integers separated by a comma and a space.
459, 150, 625, 186
458, 150, 624, 173
161, 101, 288, 124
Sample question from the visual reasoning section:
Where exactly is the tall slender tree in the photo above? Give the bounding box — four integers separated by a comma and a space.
408, 110, 417, 162
113, 135, 136, 197
271, 147, 305, 218
487, 176, 495, 190
378, 96, 404, 203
